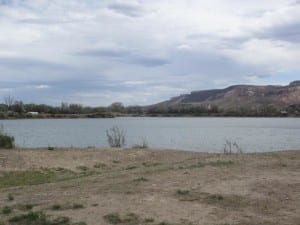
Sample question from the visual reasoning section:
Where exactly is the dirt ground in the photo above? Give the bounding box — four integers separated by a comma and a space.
0, 148, 299, 225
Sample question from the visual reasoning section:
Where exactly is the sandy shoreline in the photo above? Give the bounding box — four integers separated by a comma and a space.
0, 148, 299, 225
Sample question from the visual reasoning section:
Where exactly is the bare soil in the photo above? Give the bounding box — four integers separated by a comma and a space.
0, 148, 299, 225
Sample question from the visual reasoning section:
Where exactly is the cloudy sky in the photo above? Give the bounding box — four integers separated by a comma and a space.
0, 0, 299, 106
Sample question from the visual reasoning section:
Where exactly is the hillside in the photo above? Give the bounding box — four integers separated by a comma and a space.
148, 81, 300, 116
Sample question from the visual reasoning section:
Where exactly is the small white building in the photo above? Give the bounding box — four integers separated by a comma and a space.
27, 112, 39, 115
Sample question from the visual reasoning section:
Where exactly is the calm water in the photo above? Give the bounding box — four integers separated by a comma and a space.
1, 117, 300, 152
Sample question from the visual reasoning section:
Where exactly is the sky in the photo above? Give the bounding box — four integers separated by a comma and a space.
0, 0, 299, 106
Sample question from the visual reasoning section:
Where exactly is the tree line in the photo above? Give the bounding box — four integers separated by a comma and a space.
0, 95, 299, 118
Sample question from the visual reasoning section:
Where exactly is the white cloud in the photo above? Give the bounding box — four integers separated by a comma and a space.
0, 0, 299, 105
223, 39, 300, 72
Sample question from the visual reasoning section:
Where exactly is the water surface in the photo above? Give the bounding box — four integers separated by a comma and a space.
1, 117, 299, 152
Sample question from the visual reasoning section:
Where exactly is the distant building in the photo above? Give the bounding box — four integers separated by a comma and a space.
280, 110, 288, 116
27, 112, 39, 115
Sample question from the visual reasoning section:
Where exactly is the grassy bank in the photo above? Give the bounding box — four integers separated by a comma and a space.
0, 148, 299, 225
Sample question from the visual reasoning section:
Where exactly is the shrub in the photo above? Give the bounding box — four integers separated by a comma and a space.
144, 218, 154, 223
223, 140, 242, 154
140, 138, 148, 148
8, 211, 84, 225
125, 165, 138, 170
0, 129, 14, 149
103, 213, 122, 224
9, 211, 46, 223
158, 222, 170, 225
2, 206, 12, 214
51, 204, 61, 210
132, 138, 148, 149
19, 204, 34, 211
106, 126, 126, 148
8, 211, 71, 225
72, 203, 84, 209
210, 194, 224, 201
47, 146, 54, 151
25, 204, 34, 210
93, 162, 106, 168
176, 190, 190, 196
133, 177, 148, 182
76, 166, 88, 171
73, 222, 87, 225
7, 193, 14, 201
103, 213, 139, 225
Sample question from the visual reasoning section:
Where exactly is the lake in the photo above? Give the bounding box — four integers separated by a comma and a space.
0, 117, 299, 152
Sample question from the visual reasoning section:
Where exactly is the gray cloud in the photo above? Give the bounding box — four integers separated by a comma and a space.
107, 2, 144, 17
0, 57, 69, 70
261, 22, 300, 43
291, 0, 300, 5
131, 56, 169, 67
0, 0, 13, 5
186, 33, 251, 50
75, 48, 169, 67
17, 18, 73, 25
167, 49, 264, 79
76, 49, 129, 58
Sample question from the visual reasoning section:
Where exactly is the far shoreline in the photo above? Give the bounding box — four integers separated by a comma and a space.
1, 114, 300, 120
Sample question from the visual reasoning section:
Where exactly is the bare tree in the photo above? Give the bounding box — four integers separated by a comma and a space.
60, 102, 69, 113
3, 95, 14, 109
12, 100, 24, 113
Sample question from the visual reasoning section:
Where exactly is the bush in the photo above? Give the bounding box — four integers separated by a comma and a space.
9, 211, 46, 223
19, 204, 34, 211
106, 126, 126, 148
223, 140, 242, 154
133, 177, 148, 182
0, 125, 14, 149
176, 190, 190, 196
0, 132, 14, 149
103, 213, 139, 225
7, 193, 14, 201
2, 206, 12, 214
51, 204, 61, 210
103, 213, 122, 224
132, 138, 148, 149
8, 211, 72, 225
47, 146, 54, 151
72, 203, 84, 209
210, 194, 224, 201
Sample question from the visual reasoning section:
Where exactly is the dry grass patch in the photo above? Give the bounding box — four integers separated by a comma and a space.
93, 162, 107, 169
103, 212, 139, 225
133, 177, 148, 182
0, 169, 81, 189
184, 160, 234, 169
7, 211, 86, 225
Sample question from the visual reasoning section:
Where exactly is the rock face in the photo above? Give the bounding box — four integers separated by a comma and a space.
159, 81, 300, 110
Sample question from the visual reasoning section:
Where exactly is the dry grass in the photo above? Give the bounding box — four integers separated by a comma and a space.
0, 148, 299, 225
